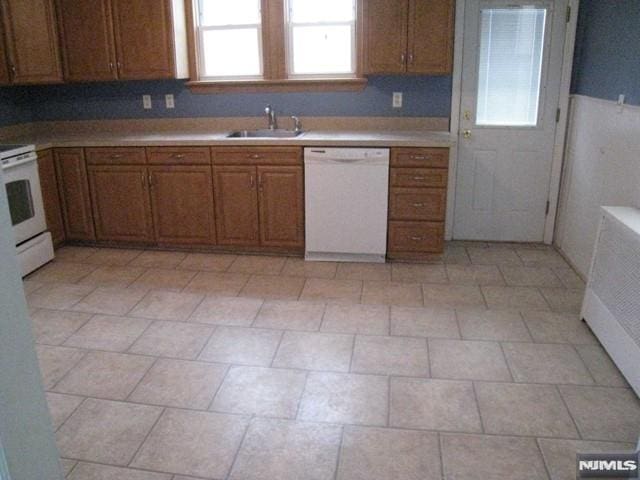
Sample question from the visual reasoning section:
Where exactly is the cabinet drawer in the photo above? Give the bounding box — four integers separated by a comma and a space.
86, 147, 146, 165
389, 188, 446, 221
212, 147, 302, 165
391, 148, 449, 168
391, 167, 448, 188
388, 221, 444, 253
147, 147, 211, 165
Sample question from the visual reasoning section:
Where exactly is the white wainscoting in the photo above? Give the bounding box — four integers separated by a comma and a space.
555, 94, 640, 277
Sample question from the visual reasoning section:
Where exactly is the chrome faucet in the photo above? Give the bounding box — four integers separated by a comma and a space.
290, 116, 302, 133
265, 105, 278, 130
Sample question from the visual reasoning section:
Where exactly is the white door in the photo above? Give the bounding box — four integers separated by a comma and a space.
454, 0, 568, 241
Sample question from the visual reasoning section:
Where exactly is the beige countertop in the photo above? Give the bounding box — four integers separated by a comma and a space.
10, 129, 454, 151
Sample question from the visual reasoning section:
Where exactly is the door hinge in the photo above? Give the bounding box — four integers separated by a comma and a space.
556, 107, 561, 123
566, 5, 571, 23
545, 201, 550, 216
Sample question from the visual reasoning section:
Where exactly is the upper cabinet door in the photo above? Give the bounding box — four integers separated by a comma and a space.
0, 23, 9, 84
110, 0, 175, 80
407, 0, 454, 74
1, 0, 63, 84
363, 0, 408, 74
56, 0, 118, 82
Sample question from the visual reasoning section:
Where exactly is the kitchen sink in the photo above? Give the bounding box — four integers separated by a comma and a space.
227, 129, 304, 138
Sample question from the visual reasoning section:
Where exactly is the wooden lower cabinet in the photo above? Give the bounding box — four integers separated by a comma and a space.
149, 165, 216, 245
37, 150, 65, 246
87, 165, 154, 243
54, 148, 95, 241
387, 147, 449, 258
213, 166, 260, 246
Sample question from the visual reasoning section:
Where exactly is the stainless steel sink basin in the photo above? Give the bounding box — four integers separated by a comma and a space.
227, 129, 304, 138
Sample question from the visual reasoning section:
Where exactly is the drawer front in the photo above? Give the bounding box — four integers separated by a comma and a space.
391, 148, 449, 168
212, 147, 302, 165
147, 147, 211, 165
86, 147, 147, 165
391, 167, 448, 188
389, 188, 446, 221
388, 221, 444, 253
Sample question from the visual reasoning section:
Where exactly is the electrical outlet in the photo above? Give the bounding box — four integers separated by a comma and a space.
392, 92, 403, 108
165, 94, 175, 109
142, 95, 152, 110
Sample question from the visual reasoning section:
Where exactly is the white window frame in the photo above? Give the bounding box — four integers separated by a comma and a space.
285, 0, 357, 79
196, 0, 264, 81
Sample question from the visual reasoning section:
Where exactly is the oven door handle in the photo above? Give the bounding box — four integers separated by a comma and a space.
1, 153, 38, 171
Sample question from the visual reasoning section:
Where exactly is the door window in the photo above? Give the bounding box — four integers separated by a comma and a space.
5, 180, 35, 226
476, 7, 547, 126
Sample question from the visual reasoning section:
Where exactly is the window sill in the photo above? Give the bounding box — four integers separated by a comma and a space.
186, 78, 368, 94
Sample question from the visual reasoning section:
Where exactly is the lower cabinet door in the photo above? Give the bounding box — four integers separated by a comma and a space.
257, 166, 304, 248
213, 166, 260, 246
54, 148, 95, 241
149, 165, 216, 245
37, 149, 65, 246
87, 165, 154, 243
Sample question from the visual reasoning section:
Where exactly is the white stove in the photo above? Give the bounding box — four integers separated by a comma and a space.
1, 144, 54, 276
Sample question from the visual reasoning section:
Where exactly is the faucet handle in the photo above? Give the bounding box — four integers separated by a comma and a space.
291, 116, 302, 133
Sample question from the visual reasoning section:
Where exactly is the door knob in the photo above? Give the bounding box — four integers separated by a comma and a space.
463, 130, 472, 139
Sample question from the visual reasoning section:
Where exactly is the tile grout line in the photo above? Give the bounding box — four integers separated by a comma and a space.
223, 414, 255, 480
497, 342, 516, 383
470, 381, 486, 434
332, 424, 346, 480
534, 437, 555, 480
206, 363, 233, 412
126, 406, 167, 470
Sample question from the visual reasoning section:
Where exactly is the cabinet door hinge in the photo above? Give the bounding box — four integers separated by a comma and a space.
556, 107, 561, 123
545, 201, 550, 216
566, 5, 571, 23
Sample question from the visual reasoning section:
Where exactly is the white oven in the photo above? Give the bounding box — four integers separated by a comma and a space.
1, 145, 54, 276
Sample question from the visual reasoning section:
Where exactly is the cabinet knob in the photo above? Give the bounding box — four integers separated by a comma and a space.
412, 203, 426, 208
410, 236, 425, 242
249, 175, 255, 189
172, 154, 186, 159
408, 53, 414, 65
400, 53, 406, 65
412, 176, 426, 181
410, 155, 428, 160
109, 62, 114, 72
247, 154, 262, 160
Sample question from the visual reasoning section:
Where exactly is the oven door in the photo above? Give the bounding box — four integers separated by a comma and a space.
2, 153, 47, 246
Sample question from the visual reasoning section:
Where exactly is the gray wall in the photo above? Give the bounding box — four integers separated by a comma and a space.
571, 0, 640, 105
0, 168, 63, 479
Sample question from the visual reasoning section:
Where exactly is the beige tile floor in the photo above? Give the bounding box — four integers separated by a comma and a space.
23, 242, 640, 480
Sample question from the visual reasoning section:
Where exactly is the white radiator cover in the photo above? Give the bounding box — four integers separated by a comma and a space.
582, 206, 640, 396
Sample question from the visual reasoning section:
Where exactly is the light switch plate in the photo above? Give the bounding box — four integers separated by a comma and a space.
142, 95, 152, 110
392, 92, 403, 108
165, 94, 175, 109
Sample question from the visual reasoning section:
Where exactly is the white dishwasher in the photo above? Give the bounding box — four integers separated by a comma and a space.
304, 147, 389, 263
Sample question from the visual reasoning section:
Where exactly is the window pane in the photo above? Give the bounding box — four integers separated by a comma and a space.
202, 28, 261, 77
289, 0, 354, 23
476, 8, 546, 126
6, 180, 34, 226
291, 25, 353, 75
200, 0, 261, 26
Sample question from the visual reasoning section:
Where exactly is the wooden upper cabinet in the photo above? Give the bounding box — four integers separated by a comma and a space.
37, 150, 66, 246
54, 149, 95, 241
1, 0, 63, 84
408, 0, 454, 74
257, 166, 304, 249
111, 0, 175, 80
213, 166, 260, 246
87, 165, 154, 243
363, 0, 408, 74
362, 0, 454, 75
149, 166, 217, 246
56, 0, 118, 82
0, 23, 9, 84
